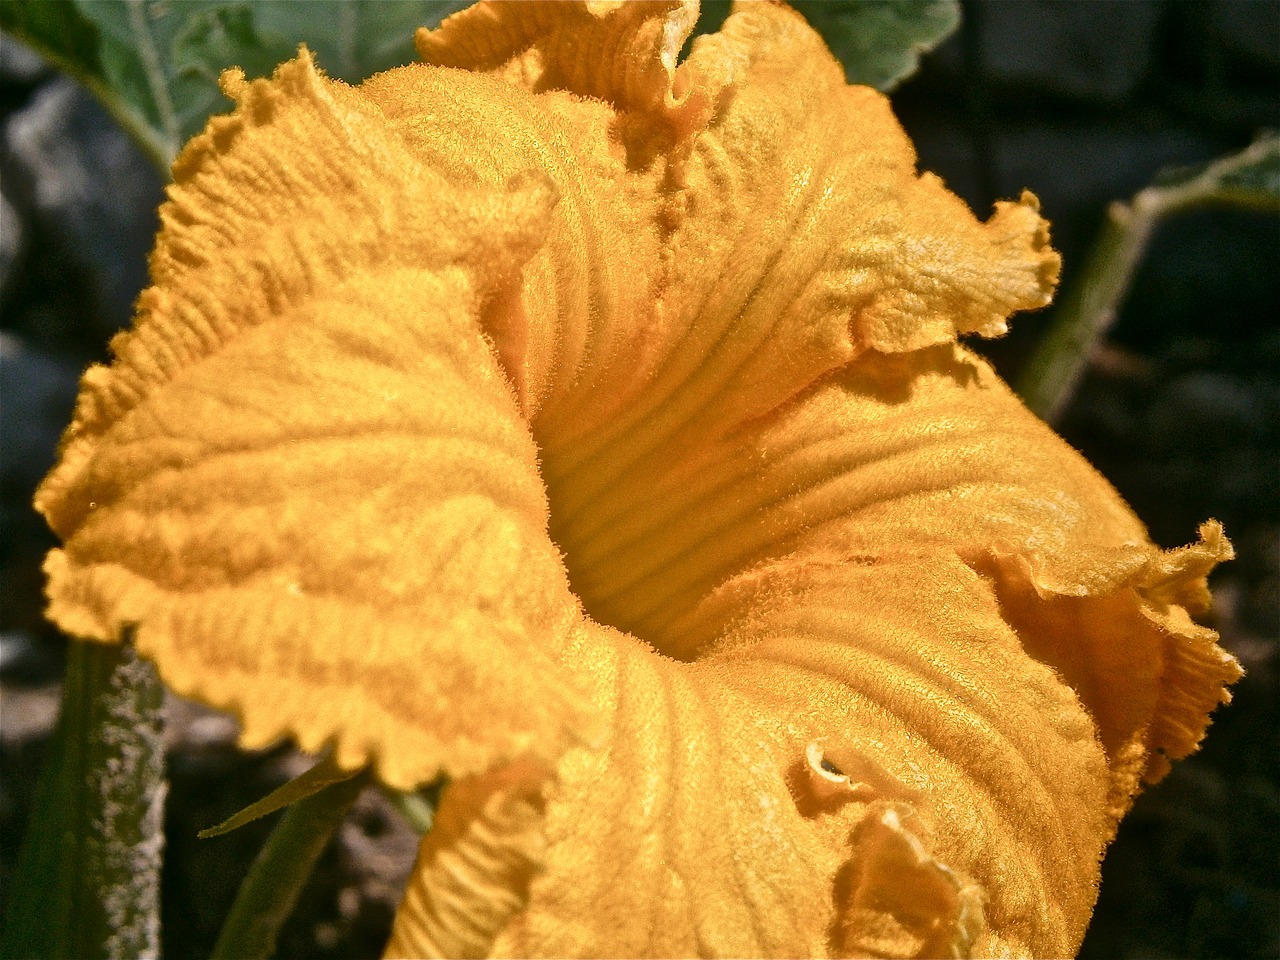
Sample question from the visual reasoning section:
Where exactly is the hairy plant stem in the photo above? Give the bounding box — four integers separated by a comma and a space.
210, 770, 371, 960
0, 637, 166, 960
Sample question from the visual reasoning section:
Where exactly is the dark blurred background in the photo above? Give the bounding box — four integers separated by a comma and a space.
2, 1, 1277, 957
891, 5, 1279, 955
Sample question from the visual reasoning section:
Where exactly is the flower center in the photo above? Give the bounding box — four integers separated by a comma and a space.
539, 425, 749, 662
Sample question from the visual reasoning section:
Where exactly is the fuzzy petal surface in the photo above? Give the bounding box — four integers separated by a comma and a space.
35, 52, 595, 789
35, 2, 1239, 958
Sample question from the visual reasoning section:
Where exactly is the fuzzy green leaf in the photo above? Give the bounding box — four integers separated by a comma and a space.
198, 751, 359, 839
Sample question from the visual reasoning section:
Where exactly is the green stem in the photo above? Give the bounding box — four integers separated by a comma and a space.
0, 637, 166, 960
1017, 195, 1158, 422
210, 770, 370, 960
1018, 134, 1280, 422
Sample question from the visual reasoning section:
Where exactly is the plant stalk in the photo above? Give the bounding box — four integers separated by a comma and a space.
210, 770, 370, 960
1018, 196, 1158, 422
0, 636, 166, 960
1019, 134, 1280, 422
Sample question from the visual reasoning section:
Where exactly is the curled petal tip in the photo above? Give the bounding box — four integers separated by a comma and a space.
835, 802, 986, 960
217, 66, 248, 100
417, 0, 703, 122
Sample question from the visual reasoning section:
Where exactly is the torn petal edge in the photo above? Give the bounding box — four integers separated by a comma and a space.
802, 739, 924, 808
832, 802, 986, 960
976, 520, 1241, 819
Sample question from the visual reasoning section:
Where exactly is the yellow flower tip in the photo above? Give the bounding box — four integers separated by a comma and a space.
416, 0, 702, 121
178, 48, 322, 184
851, 181, 1063, 353
993, 188, 1063, 311
1140, 518, 1233, 611
217, 65, 247, 100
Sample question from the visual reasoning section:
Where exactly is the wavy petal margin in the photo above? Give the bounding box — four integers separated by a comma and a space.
35, 51, 596, 790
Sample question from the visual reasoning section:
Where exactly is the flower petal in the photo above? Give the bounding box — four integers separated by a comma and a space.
421, 2, 1061, 638
680, 345, 1239, 812
416, 0, 701, 119
384, 341, 1234, 956
388, 551, 1112, 957
700, 551, 1112, 958
409, 1, 1057, 445
390, 619, 844, 958
35, 52, 595, 789
385, 760, 550, 958
354, 54, 669, 429
567, 339, 1238, 811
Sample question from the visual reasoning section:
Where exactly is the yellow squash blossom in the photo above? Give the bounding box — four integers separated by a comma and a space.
35, 2, 1240, 957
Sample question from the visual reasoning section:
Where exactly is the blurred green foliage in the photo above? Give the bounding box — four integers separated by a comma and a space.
789, 0, 959, 88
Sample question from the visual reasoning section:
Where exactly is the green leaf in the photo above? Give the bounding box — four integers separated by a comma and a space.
0, 638, 165, 960
0, 0, 102, 83
166, 4, 289, 142
248, 0, 469, 83
211, 770, 371, 960
3, 0, 468, 173
198, 750, 360, 839
789, 0, 960, 90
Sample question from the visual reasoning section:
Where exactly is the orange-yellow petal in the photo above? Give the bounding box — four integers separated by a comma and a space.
480, 1, 1060, 617
35, 51, 595, 790
34, 1, 1239, 958
389, 551, 1108, 957
403, 0, 1057, 446
669, 345, 1239, 816
386, 760, 551, 958
379, 3, 1235, 957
